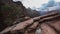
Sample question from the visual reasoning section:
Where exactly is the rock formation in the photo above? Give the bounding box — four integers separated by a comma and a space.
0, 0, 27, 32
0, 11, 60, 34
26, 8, 40, 18
0, 0, 60, 34
0, 0, 40, 32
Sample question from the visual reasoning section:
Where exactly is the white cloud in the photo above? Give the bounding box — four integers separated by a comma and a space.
13, 0, 60, 9
22, 0, 48, 8
13, 0, 23, 1
55, 0, 60, 2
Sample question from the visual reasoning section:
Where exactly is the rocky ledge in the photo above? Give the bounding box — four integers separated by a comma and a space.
0, 11, 60, 34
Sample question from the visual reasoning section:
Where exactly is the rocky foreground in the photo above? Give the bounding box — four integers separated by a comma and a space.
0, 11, 60, 34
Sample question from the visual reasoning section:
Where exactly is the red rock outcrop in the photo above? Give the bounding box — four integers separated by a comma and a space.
0, 11, 60, 34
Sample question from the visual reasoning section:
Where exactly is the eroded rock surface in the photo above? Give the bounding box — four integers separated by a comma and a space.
0, 11, 60, 34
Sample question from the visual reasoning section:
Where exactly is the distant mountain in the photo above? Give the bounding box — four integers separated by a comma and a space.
26, 8, 40, 18
37, 0, 60, 11
37, 1, 60, 15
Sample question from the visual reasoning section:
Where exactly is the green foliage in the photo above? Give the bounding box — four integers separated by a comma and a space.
1, 4, 23, 26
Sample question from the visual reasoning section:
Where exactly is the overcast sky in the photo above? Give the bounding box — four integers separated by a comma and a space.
13, 0, 60, 8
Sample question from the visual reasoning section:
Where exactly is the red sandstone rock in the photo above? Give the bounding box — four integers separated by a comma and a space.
41, 23, 57, 34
